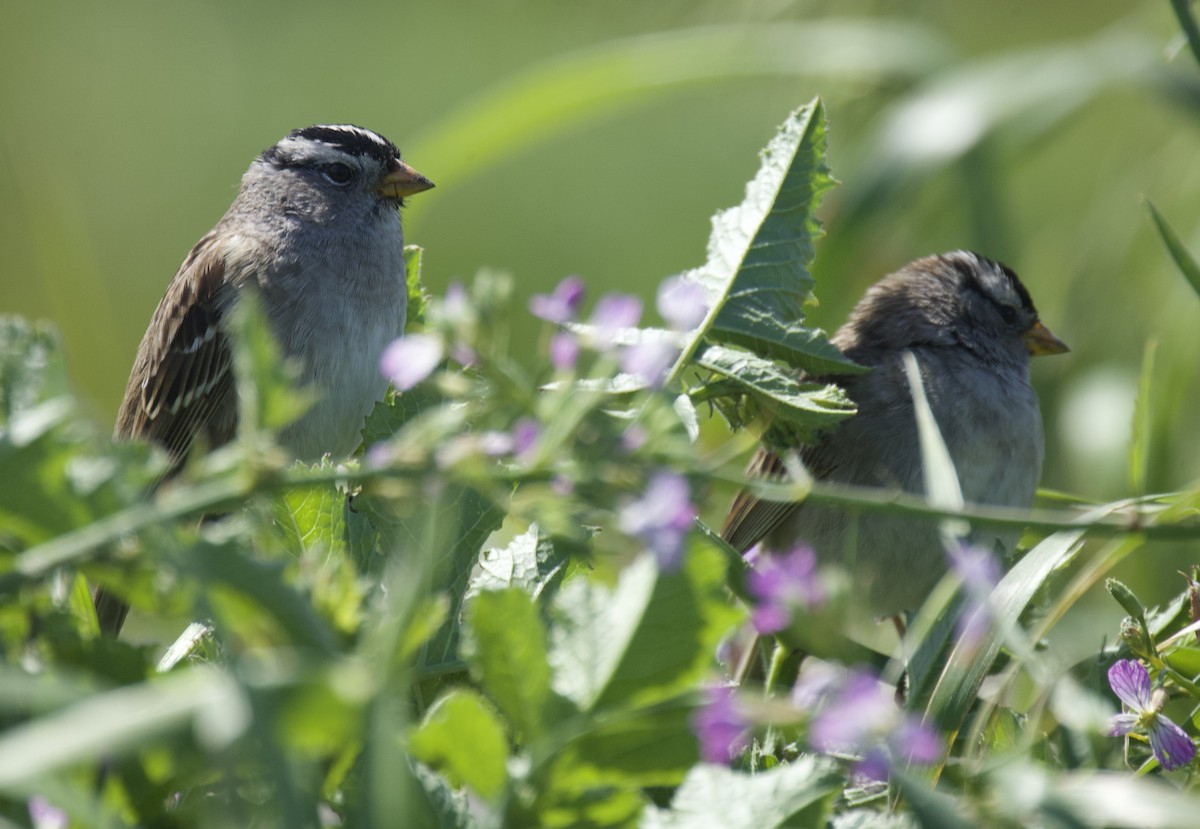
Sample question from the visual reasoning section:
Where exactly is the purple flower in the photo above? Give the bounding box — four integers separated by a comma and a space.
549, 331, 580, 371
657, 276, 710, 331
28, 796, 67, 829
511, 418, 541, 461
620, 340, 680, 388
946, 543, 1001, 650
946, 543, 1001, 598
477, 431, 515, 457
442, 281, 471, 324
530, 276, 586, 324
806, 667, 942, 781
618, 470, 697, 571
1108, 659, 1196, 771
380, 333, 444, 391
746, 545, 825, 634
590, 293, 643, 349
692, 685, 750, 764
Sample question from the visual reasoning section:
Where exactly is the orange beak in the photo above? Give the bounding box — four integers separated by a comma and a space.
1021, 320, 1069, 356
376, 159, 435, 200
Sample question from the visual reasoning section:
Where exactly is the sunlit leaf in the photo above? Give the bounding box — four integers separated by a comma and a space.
642, 757, 840, 829
409, 690, 509, 799
463, 588, 553, 739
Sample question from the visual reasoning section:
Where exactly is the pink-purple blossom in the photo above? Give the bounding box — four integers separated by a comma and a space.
590, 293, 644, 349
1107, 659, 1196, 771
549, 331, 580, 371
380, 333, 444, 391
620, 339, 680, 388
692, 685, 750, 764
530, 276, 586, 324
618, 470, 697, 571
746, 545, 825, 634
657, 276, 710, 331
805, 667, 942, 781
945, 543, 1002, 650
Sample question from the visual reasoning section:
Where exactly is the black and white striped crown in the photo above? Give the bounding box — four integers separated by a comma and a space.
262, 124, 400, 167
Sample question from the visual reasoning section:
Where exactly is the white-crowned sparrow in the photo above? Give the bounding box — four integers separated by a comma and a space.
722, 251, 1068, 617
98, 124, 432, 634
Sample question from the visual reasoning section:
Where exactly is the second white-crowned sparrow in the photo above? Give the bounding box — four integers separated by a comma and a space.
98, 124, 433, 634
722, 251, 1068, 617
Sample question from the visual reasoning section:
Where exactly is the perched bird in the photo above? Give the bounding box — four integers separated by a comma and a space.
722, 251, 1068, 618
97, 125, 433, 635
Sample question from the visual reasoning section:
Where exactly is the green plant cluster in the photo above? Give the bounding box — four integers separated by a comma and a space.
2, 92, 1200, 829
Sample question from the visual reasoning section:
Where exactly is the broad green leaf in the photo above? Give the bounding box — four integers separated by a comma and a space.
360, 384, 447, 449
463, 588, 552, 739
548, 539, 743, 713
191, 537, 338, 654
271, 460, 365, 633
409, 690, 509, 800
467, 524, 567, 601
542, 698, 699, 791
693, 343, 856, 442
1146, 198, 1200, 301
682, 100, 859, 376
642, 756, 840, 829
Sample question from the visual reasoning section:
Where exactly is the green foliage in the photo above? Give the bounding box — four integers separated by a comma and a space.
3, 66, 1200, 829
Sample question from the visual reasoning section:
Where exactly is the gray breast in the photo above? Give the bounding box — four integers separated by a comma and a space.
770, 346, 1042, 616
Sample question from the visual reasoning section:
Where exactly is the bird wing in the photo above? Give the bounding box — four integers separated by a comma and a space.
114, 232, 236, 466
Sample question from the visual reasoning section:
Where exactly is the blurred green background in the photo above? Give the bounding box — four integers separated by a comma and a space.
3, 0, 1199, 653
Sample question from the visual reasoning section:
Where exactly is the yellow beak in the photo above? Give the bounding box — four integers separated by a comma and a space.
376, 159, 435, 200
1021, 320, 1069, 356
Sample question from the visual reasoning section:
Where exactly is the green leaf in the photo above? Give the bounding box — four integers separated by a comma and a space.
464, 588, 553, 739
191, 537, 338, 654
404, 244, 430, 330
467, 524, 567, 600
271, 460, 365, 633
902, 351, 968, 541
693, 343, 856, 442
912, 526, 1088, 731
548, 538, 743, 712
225, 290, 313, 437
543, 698, 700, 791
1169, 0, 1200, 71
685, 100, 859, 375
642, 757, 841, 829
409, 690, 509, 800
0, 666, 246, 786
0, 316, 70, 423
1146, 199, 1200, 301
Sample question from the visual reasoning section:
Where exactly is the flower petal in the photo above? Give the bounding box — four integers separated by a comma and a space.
1149, 715, 1197, 770
1107, 660, 1152, 711
380, 334, 444, 391
1107, 713, 1139, 737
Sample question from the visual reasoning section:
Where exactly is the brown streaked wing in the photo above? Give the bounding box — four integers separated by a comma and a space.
721, 448, 798, 553
114, 233, 236, 466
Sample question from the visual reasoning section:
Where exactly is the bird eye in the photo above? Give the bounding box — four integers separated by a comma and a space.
998, 304, 1019, 326
322, 162, 355, 185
